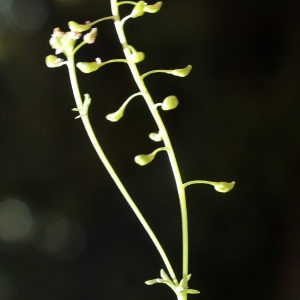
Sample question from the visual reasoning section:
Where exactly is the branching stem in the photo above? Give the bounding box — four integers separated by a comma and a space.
67, 54, 177, 287
110, 1, 189, 298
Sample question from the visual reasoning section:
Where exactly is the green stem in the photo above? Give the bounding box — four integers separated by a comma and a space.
141, 69, 172, 79
117, 1, 137, 5
120, 92, 142, 109
110, 0, 189, 295
183, 180, 217, 188
67, 54, 176, 286
89, 16, 117, 26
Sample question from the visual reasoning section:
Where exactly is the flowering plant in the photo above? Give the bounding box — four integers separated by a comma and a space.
46, 1, 235, 299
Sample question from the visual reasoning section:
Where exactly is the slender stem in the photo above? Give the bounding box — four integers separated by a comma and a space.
67, 54, 177, 285
141, 69, 172, 79
89, 16, 117, 26
110, 0, 189, 294
98, 58, 129, 66
120, 92, 142, 109
73, 41, 87, 55
150, 147, 169, 156
118, 1, 137, 6
183, 180, 217, 188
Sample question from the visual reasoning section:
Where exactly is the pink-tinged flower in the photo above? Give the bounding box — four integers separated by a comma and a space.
49, 28, 82, 55
83, 28, 97, 44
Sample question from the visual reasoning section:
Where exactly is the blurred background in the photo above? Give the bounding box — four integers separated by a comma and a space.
0, 0, 299, 299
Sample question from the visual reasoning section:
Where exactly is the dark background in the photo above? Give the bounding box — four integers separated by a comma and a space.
0, 0, 299, 299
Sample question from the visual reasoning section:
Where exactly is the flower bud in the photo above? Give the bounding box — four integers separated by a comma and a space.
76, 61, 101, 73
144, 1, 163, 13
130, 51, 145, 63
68, 21, 91, 32
106, 109, 124, 122
160, 269, 169, 280
214, 181, 235, 193
84, 28, 98, 44
187, 289, 201, 294
161, 96, 179, 110
171, 65, 192, 77
134, 154, 155, 166
131, 1, 146, 18
145, 279, 158, 285
45, 55, 65, 68
149, 132, 162, 142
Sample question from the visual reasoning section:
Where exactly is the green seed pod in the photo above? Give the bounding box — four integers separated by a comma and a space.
105, 109, 124, 122
76, 62, 101, 73
144, 1, 163, 13
149, 132, 162, 142
161, 96, 179, 110
131, 1, 146, 18
45, 55, 64, 68
171, 65, 192, 77
134, 154, 155, 166
214, 181, 235, 193
130, 52, 145, 63
68, 21, 91, 32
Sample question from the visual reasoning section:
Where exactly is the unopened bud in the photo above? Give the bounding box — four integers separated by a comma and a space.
187, 289, 201, 294
76, 61, 101, 73
161, 96, 179, 110
149, 132, 162, 142
84, 28, 98, 44
171, 65, 192, 77
68, 21, 91, 32
214, 181, 235, 193
45, 55, 65, 68
106, 109, 124, 122
145, 279, 158, 285
134, 154, 155, 166
144, 1, 163, 13
131, 1, 146, 18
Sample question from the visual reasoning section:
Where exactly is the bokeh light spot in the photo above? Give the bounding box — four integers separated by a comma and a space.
44, 218, 86, 260
0, 0, 11, 13
0, 198, 32, 241
9, 0, 49, 34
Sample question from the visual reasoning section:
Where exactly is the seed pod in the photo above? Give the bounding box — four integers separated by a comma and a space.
76, 62, 101, 73
106, 109, 124, 122
214, 181, 235, 193
144, 2, 163, 13
68, 21, 91, 32
161, 96, 179, 110
134, 154, 155, 166
171, 65, 192, 77
131, 1, 146, 18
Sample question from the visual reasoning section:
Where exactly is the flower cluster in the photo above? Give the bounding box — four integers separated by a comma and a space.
46, 22, 97, 68
49, 27, 81, 55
